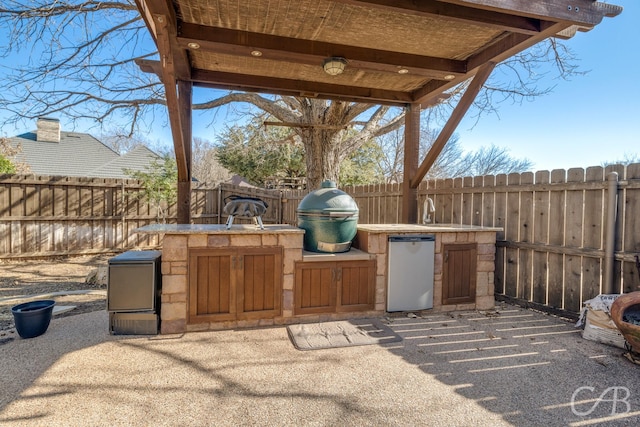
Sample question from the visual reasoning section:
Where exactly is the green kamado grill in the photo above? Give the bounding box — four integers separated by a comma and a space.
297, 180, 359, 253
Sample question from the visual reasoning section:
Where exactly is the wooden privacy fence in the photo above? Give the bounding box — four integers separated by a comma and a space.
419, 164, 640, 314
0, 176, 284, 258
280, 165, 640, 315
0, 175, 168, 257
2, 164, 639, 316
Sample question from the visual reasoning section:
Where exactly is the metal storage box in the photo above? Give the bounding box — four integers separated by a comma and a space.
109, 312, 160, 335
108, 250, 161, 334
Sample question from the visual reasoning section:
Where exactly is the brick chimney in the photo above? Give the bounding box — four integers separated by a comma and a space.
36, 117, 61, 143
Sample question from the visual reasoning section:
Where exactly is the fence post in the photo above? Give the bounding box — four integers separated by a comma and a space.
217, 185, 222, 225
604, 171, 619, 294
121, 181, 126, 249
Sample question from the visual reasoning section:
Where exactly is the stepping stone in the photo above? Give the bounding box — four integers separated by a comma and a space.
53, 305, 76, 315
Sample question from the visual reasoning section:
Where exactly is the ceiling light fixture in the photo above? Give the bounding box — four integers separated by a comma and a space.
250, 50, 263, 57
444, 74, 456, 80
187, 42, 200, 49
398, 68, 409, 74
323, 57, 347, 76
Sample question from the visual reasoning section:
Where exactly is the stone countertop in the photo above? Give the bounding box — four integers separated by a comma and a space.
302, 248, 375, 262
135, 224, 304, 235
357, 224, 502, 233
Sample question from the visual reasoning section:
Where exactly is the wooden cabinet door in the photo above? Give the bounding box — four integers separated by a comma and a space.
237, 247, 283, 320
442, 243, 477, 305
294, 259, 375, 315
294, 262, 336, 315
337, 260, 375, 312
189, 247, 282, 323
189, 249, 235, 323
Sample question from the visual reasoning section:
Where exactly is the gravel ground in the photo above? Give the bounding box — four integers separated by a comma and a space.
0, 255, 110, 336
1, 304, 640, 426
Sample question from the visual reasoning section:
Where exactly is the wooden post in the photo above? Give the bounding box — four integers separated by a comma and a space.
402, 103, 420, 224
176, 80, 192, 224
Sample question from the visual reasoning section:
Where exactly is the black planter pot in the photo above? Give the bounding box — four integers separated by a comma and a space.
11, 300, 56, 339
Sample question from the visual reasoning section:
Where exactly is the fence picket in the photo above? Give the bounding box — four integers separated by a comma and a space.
2, 166, 640, 317
533, 170, 550, 305
564, 168, 585, 312
623, 164, 640, 292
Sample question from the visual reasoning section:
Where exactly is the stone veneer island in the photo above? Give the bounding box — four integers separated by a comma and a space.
135, 223, 500, 334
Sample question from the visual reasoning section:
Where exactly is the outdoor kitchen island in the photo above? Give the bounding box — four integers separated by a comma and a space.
135, 223, 499, 334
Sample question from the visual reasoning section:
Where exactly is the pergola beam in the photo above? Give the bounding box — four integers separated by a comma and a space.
439, 0, 622, 26
410, 62, 496, 188
178, 23, 467, 80
333, 0, 546, 34
191, 69, 413, 105
136, 0, 192, 223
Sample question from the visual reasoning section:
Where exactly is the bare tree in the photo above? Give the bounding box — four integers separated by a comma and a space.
0, 0, 160, 135
377, 128, 532, 180
0, 0, 583, 187
602, 153, 640, 168
99, 128, 152, 154
191, 137, 231, 184
462, 145, 533, 176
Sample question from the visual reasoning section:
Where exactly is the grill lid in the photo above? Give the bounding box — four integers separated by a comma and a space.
296, 180, 358, 215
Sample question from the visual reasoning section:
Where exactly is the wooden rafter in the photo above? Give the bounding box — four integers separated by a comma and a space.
178, 24, 467, 80
440, 0, 622, 25
334, 0, 547, 34
411, 62, 497, 188
190, 70, 413, 106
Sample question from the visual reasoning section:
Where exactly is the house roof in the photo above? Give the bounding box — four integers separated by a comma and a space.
93, 145, 161, 179
8, 130, 160, 179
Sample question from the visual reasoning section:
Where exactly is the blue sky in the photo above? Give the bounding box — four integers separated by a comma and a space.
1, 1, 634, 173
457, 0, 638, 171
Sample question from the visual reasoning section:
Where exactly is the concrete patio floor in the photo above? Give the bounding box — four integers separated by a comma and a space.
1, 304, 640, 426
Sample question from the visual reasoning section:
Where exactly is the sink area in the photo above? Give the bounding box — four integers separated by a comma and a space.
357, 224, 502, 233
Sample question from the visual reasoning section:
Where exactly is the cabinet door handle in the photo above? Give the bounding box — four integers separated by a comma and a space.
238, 256, 243, 270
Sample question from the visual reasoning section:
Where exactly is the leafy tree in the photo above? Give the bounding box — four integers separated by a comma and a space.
215, 116, 305, 187
125, 155, 177, 222
339, 140, 385, 186
0, 155, 16, 174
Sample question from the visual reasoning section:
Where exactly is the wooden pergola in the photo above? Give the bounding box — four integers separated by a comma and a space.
134, 0, 621, 224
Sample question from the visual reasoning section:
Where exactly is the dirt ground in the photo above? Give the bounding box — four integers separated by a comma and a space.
0, 255, 111, 337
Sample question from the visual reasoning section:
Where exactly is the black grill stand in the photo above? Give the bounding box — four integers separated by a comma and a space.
223, 197, 268, 230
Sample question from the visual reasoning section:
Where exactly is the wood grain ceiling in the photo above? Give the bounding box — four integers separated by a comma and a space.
136, 0, 621, 106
